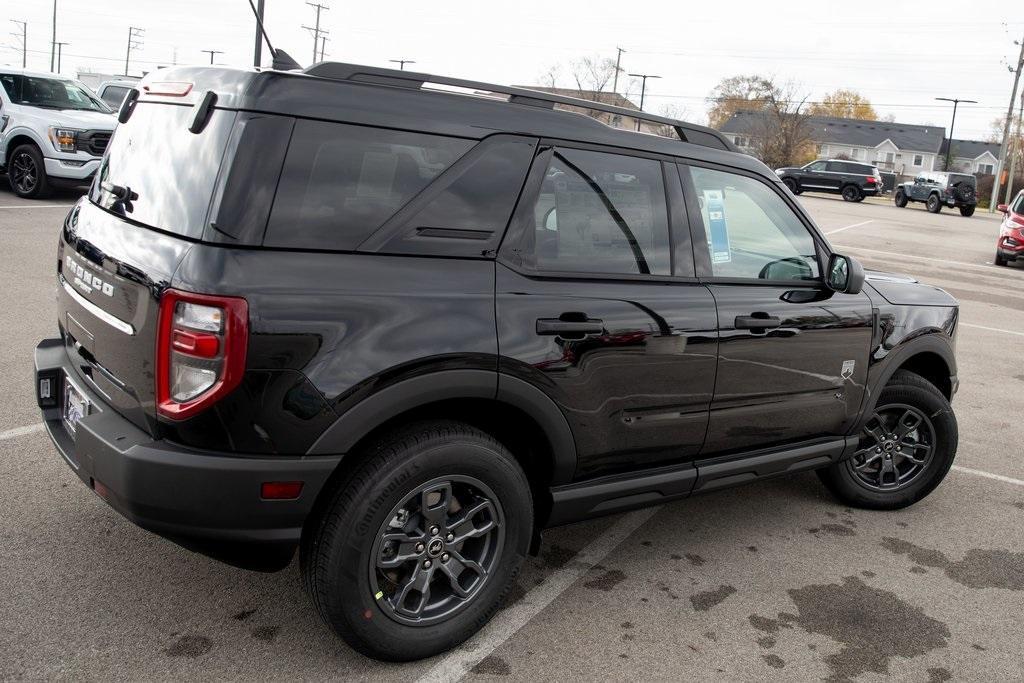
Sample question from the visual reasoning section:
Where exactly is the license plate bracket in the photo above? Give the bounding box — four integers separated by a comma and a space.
63, 376, 89, 434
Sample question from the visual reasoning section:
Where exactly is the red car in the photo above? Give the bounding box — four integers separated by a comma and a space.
996, 190, 1024, 267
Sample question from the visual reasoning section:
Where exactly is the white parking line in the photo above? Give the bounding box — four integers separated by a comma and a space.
961, 322, 1024, 338
0, 422, 45, 442
416, 507, 661, 683
825, 219, 874, 235
952, 465, 1024, 487
836, 245, 998, 272
0, 204, 75, 210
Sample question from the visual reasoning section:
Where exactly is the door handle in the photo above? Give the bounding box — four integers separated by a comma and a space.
536, 317, 604, 337
734, 314, 781, 330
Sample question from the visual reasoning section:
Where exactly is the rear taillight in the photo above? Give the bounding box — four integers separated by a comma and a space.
156, 289, 247, 420
865, 176, 877, 184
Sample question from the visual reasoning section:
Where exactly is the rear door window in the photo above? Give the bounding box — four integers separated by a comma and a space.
263, 120, 474, 251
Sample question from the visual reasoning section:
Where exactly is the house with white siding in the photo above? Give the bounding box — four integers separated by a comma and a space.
720, 111, 998, 180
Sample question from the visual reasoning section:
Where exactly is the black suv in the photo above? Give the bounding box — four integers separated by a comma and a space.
34, 64, 960, 662
775, 159, 884, 201
894, 171, 977, 216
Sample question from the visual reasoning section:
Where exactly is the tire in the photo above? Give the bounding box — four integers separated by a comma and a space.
817, 370, 957, 510
841, 185, 861, 202
926, 194, 942, 213
783, 177, 801, 195
301, 420, 532, 661
7, 144, 51, 199
854, 194, 865, 203
959, 205, 975, 217
994, 250, 1008, 267
894, 190, 908, 208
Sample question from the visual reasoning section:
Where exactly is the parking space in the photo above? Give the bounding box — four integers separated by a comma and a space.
1, 187, 1022, 681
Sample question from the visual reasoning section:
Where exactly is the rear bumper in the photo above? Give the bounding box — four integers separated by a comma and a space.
34, 338, 341, 545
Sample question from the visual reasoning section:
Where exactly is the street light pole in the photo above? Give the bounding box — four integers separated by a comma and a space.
628, 72, 660, 131
935, 97, 977, 171
55, 42, 69, 74
202, 49, 224, 65
389, 59, 415, 70
991, 36, 1024, 212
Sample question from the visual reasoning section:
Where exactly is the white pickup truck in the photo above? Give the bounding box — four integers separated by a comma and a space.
0, 68, 117, 199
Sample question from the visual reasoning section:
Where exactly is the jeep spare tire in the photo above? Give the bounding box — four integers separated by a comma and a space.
953, 183, 975, 204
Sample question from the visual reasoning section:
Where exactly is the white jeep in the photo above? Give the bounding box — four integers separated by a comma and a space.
0, 69, 117, 199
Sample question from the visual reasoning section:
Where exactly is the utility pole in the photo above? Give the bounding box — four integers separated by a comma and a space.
10, 20, 27, 68
253, 0, 265, 67
935, 97, 977, 171
612, 46, 625, 94
628, 72, 660, 131
50, 0, 57, 72
202, 49, 224, 65
125, 26, 144, 76
389, 59, 416, 70
1005, 91, 1024, 206
303, 2, 329, 64
55, 42, 69, 74
318, 36, 329, 62
992, 35, 1024, 212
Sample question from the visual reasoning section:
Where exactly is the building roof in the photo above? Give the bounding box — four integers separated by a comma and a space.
939, 138, 1000, 160
721, 110, 947, 153
514, 86, 640, 111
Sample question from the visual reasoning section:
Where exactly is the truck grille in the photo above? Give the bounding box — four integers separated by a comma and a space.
79, 130, 111, 157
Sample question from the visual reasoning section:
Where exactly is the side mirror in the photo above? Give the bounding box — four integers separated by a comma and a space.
997, 204, 1008, 213
826, 254, 864, 295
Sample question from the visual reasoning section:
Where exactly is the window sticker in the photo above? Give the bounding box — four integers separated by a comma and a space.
703, 189, 731, 264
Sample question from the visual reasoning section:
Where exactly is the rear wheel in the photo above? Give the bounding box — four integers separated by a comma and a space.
8, 144, 51, 199
817, 370, 957, 510
894, 190, 908, 207
959, 205, 975, 217
841, 185, 861, 202
926, 194, 942, 213
783, 177, 801, 195
301, 420, 532, 661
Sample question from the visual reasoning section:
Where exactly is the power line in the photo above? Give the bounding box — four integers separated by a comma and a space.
124, 26, 144, 76
9, 20, 26, 68
54, 41, 69, 74
303, 2, 329, 64
389, 59, 416, 70
201, 49, 224, 65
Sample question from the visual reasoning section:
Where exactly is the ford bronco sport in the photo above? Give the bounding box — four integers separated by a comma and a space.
34, 63, 960, 661
894, 171, 977, 216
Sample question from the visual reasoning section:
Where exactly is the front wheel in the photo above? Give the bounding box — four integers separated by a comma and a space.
894, 190, 908, 207
817, 370, 957, 510
8, 144, 51, 199
301, 420, 532, 661
995, 250, 1008, 266
841, 185, 861, 202
959, 205, 975, 217
926, 194, 942, 213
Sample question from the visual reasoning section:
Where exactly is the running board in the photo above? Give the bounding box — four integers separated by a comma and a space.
545, 436, 856, 527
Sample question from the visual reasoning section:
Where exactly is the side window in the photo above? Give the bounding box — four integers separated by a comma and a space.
806, 161, 826, 172
527, 148, 670, 276
0, 74, 18, 100
264, 120, 474, 250
100, 86, 129, 108
687, 166, 820, 282
825, 162, 842, 172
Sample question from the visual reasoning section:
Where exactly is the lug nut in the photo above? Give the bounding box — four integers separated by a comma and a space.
441, 552, 450, 562
446, 532, 454, 542
430, 525, 440, 536
415, 542, 425, 553
423, 559, 432, 569
875, 447, 882, 453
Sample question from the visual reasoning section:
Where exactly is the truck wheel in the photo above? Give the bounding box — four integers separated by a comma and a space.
7, 144, 51, 199
894, 190, 908, 207
841, 185, 861, 202
926, 194, 942, 213
783, 178, 801, 195
959, 205, 975, 217
301, 420, 532, 661
817, 370, 957, 510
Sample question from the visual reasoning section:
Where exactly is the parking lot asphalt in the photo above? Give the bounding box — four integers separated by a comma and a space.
1, 187, 1022, 681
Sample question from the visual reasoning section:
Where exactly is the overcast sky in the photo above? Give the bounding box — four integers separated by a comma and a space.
2, 0, 1022, 140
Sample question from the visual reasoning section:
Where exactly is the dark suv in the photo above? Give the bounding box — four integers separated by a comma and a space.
775, 158, 884, 201
34, 64, 960, 662
894, 172, 977, 216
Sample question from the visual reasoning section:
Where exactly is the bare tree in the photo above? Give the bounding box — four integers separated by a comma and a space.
569, 56, 620, 100
538, 65, 560, 89
749, 82, 815, 169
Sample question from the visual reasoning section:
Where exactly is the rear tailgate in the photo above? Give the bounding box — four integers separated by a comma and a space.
57, 98, 236, 434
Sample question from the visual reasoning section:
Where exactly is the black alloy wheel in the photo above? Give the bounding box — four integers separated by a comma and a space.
842, 185, 860, 202
845, 403, 935, 492
10, 150, 38, 195
370, 475, 504, 626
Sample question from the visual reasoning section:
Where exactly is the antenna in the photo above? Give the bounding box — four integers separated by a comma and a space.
245, 0, 301, 71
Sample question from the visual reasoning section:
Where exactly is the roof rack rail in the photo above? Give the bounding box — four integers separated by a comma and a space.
303, 62, 737, 153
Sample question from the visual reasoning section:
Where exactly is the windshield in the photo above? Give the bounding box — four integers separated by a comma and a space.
0, 74, 111, 113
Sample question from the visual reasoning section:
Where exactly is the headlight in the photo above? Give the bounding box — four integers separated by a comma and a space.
48, 127, 80, 152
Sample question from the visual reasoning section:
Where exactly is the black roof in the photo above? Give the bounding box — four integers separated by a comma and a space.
134, 63, 777, 177
722, 111, 946, 153
939, 138, 1000, 160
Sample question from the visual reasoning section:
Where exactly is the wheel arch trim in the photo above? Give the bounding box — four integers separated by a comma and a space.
857, 333, 956, 428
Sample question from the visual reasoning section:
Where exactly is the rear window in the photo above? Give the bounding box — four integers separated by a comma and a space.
91, 102, 235, 238
263, 120, 474, 251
